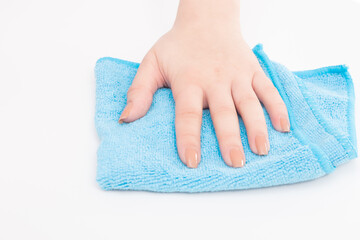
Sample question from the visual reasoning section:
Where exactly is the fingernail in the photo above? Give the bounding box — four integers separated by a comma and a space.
230, 148, 245, 168
185, 148, 198, 168
118, 103, 132, 124
280, 116, 290, 132
255, 135, 269, 155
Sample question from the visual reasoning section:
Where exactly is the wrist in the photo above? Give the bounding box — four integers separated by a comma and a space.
173, 0, 241, 30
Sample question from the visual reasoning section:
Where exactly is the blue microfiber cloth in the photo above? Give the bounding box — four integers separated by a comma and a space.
95, 44, 357, 192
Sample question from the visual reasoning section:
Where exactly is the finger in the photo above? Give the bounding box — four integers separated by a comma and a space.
207, 87, 245, 168
252, 70, 290, 132
119, 51, 164, 123
174, 86, 203, 168
232, 80, 270, 155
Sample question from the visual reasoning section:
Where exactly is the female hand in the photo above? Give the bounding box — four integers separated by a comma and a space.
119, 0, 290, 168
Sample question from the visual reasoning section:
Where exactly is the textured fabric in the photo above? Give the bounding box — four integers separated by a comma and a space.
95, 44, 357, 192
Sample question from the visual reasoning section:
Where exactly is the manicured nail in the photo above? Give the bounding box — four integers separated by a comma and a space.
280, 116, 290, 132
185, 148, 198, 168
118, 103, 132, 124
230, 148, 245, 168
255, 135, 269, 155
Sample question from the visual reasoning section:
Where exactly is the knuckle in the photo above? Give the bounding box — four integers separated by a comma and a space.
177, 132, 200, 146
271, 101, 287, 112
275, 100, 286, 107
206, 83, 226, 95
179, 110, 200, 118
250, 119, 267, 131
235, 94, 259, 109
217, 132, 240, 143
174, 85, 202, 99
253, 68, 268, 79
178, 132, 197, 139
263, 84, 279, 96
127, 85, 152, 98
258, 84, 287, 111
212, 105, 235, 117
178, 110, 202, 122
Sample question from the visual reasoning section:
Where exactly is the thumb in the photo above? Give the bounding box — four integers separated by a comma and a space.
119, 51, 164, 123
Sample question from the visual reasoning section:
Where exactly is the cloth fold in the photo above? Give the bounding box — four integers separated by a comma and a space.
95, 44, 357, 192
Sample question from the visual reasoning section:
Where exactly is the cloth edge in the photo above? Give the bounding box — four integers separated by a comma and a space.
294, 65, 358, 165
252, 44, 334, 173
252, 44, 357, 172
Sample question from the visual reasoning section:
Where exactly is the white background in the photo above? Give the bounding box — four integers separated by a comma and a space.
1, 0, 360, 239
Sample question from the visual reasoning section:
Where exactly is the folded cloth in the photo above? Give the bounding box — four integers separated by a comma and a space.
95, 44, 357, 192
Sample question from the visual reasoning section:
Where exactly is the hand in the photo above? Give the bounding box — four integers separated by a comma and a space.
119, 0, 290, 168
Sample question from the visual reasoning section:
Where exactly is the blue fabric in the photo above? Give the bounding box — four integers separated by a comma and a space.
95, 44, 357, 192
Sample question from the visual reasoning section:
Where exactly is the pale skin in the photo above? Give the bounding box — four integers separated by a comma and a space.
119, 0, 290, 168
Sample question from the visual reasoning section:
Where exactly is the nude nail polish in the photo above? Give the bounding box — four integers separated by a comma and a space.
185, 148, 198, 168
230, 148, 245, 168
255, 135, 269, 155
118, 103, 132, 124
280, 117, 290, 132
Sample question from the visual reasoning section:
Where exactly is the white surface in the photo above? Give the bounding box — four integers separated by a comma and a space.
0, 0, 359, 239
